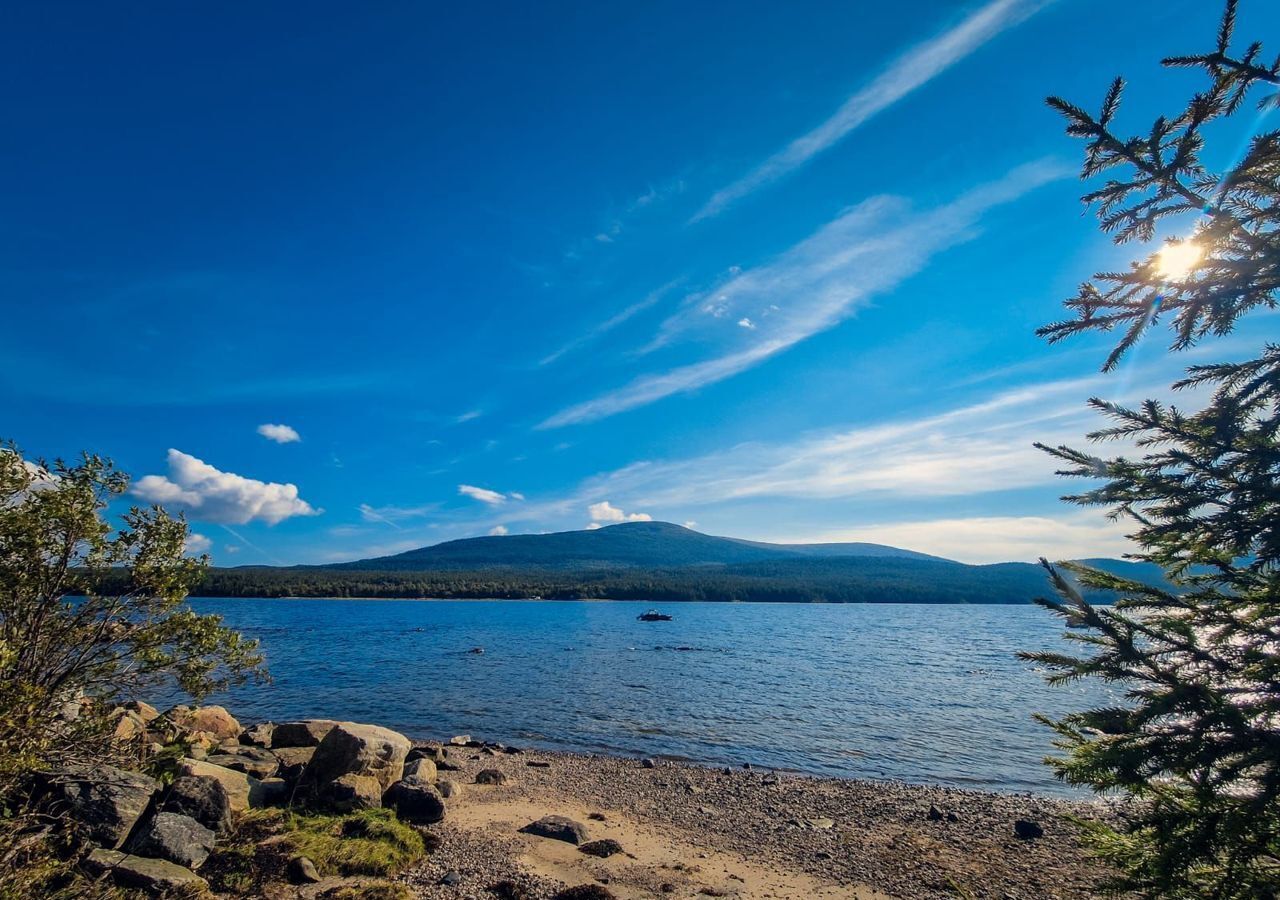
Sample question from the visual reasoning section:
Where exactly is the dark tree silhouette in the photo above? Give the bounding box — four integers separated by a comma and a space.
1024, 3, 1280, 897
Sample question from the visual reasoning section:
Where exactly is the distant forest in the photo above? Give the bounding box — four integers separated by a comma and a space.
90, 556, 1159, 604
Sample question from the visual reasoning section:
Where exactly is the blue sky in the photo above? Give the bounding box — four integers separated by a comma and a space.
3, 0, 1275, 564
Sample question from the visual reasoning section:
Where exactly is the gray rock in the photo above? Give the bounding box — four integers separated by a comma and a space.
126, 812, 216, 869
437, 779, 463, 799
206, 746, 279, 780
305, 722, 411, 791
271, 746, 316, 781
448, 734, 471, 746
383, 777, 446, 824
551, 885, 615, 900
251, 777, 290, 807
288, 855, 322, 884
441, 869, 463, 886
476, 768, 508, 785
408, 744, 447, 764
240, 722, 274, 748
579, 838, 624, 858
322, 773, 383, 812
39, 765, 157, 849
176, 758, 255, 812
272, 719, 339, 748
927, 804, 944, 821
1014, 819, 1044, 840
403, 757, 438, 783
83, 848, 208, 893
641, 758, 657, 769
520, 814, 589, 845
161, 775, 232, 833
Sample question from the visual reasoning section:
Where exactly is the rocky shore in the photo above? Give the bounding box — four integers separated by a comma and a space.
44, 704, 1116, 899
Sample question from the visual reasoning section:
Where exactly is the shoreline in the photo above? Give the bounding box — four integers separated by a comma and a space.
187, 595, 1051, 606
70, 704, 1117, 899
395, 740, 1115, 899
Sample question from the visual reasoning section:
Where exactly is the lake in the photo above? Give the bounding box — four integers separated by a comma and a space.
186, 598, 1105, 796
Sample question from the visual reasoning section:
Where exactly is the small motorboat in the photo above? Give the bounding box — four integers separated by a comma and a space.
637, 609, 673, 622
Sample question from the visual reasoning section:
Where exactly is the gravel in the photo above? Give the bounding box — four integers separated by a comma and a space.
394, 743, 1120, 899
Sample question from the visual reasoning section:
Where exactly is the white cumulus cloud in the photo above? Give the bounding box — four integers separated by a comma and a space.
488, 525, 509, 536
133, 449, 320, 525
257, 423, 301, 444
184, 532, 212, 555
589, 501, 652, 524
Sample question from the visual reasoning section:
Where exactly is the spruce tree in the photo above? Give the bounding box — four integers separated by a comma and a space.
1023, 2, 1279, 897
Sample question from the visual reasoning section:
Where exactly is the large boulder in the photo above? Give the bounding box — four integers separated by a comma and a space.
110, 709, 147, 743
271, 746, 316, 781
383, 777, 445, 824
521, 815, 589, 845
402, 757, 437, 783
126, 811, 216, 869
272, 720, 339, 748
166, 705, 242, 741
305, 723, 411, 792
240, 722, 275, 748
38, 765, 158, 849
161, 775, 232, 833
177, 758, 255, 812
84, 848, 208, 894
251, 777, 290, 807
322, 773, 382, 812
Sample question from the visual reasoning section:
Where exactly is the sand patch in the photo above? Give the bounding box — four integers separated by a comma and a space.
448, 789, 894, 899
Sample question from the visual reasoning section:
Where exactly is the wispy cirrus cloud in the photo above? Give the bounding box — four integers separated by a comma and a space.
692, 0, 1053, 221
358, 501, 447, 529
782, 512, 1134, 565
539, 159, 1068, 429
458, 484, 523, 506
539, 279, 684, 367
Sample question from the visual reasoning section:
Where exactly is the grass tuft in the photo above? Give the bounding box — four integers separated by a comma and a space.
203, 807, 425, 894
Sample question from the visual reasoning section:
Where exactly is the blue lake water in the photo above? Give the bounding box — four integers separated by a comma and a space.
186, 598, 1105, 796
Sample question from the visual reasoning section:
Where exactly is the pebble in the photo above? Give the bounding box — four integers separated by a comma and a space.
399, 741, 1113, 900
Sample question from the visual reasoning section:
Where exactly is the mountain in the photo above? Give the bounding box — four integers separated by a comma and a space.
332, 521, 945, 571
177, 521, 1169, 604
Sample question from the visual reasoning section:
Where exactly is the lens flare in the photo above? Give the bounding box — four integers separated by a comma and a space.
1155, 240, 1202, 281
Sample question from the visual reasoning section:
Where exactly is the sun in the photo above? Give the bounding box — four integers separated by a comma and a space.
1155, 240, 1203, 281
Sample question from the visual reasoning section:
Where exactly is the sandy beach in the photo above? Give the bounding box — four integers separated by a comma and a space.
390, 741, 1114, 900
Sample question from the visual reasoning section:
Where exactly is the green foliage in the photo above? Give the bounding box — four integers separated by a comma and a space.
0, 442, 265, 794
204, 808, 425, 895
1026, 3, 1280, 897
0, 816, 133, 900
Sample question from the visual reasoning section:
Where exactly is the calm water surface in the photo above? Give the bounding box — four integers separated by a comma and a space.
187, 599, 1104, 796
